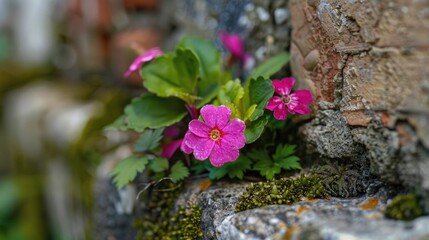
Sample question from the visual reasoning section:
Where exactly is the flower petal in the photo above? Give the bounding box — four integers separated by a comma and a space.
181, 133, 194, 154
221, 118, 245, 134
161, 139, 183, 159
139, 47, 163, 62
193, 138, 215, 160
123, 70, 134, 78
222, 133, 246, 149
209, 141, 240, 167
291, 103, 311, 115
266, 96, 283, 111
182, 131, 202, 149
221, 118, 246, 149
291, 90, 313, 104
123, 47, 163, 78
273, 77, 295, 96
219, 32, 244, 59
287, 99, 299, 112
189, 120, 210, 137
274, 103, 288, 120
200, 105, 231, 129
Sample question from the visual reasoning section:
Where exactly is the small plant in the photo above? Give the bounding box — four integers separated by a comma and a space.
385, 194, 423, 221
108, 34, 313, 189
310, 162, 364, 198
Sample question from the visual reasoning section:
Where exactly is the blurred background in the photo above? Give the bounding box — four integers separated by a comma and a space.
0, 0, 278, 239
0, 0, 174, 239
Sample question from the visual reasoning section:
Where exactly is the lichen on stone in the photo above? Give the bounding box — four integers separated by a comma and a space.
134, 182, 203, 240
235, 174, 328, 212
385, 194, 423, 221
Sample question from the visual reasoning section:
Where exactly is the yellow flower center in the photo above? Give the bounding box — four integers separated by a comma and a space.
210, 129, 221, 141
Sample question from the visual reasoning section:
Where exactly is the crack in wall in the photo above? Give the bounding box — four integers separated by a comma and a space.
334, 53, 349, 108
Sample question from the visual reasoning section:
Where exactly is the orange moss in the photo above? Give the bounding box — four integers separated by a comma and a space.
284, 224, 299, 240
296, 206, 311, 215
197, 179, 212, 191
359, 198, 379, 210
301, 198, 319, 203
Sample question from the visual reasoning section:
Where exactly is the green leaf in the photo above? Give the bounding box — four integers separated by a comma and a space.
218, 80, 244, 105
278, 156, 302, 170
253, 159, 281, 180
246, 148, 271, 162
178, 36, 230, 107
196, 83, 220, 108
133, 128, 165, 152
111, 156, 149, 189
124, 94, 187, 132
205, 155, 252, 180
104, 115, 128, 131
248, 145, 301, 180
169, 162, 190, 183
217, 80, 245, 118
208, 165, 229, 180
244, 115, 268, 143
174, 48, 200, 90
141, 49, 199, 103
248, 149, 281, 180
247, 77, 274, 121
273, 145, 302, 170
273, 144, 296, 161
243, 104, 257, 121
225, 155, 252, 179
178, 36, 228, 87
148, 157, 169, 173
248, 52, 289, 80
190, 160, 210, 174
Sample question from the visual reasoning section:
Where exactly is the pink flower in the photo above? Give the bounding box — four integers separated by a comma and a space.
164, 125, 180, 139
181, 105, 246, 167
266, 77, 313, 120
161, 139, 183, 159
220, 32, 245, 60
123, 47, 163, 78
219, 32, 254, 70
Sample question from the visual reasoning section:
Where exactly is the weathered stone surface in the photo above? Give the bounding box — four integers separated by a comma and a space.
300, 110, 357, 159
290, 0, 429, 114
290, 0, 429, 211
218, 196, 429, 240
197, 181, 250, 239
351, 122, 400, 184
93, 147, 137, 240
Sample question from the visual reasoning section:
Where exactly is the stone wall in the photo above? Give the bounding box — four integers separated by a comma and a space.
290, 0, 429, 211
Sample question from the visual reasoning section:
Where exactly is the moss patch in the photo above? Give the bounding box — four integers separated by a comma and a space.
385, 194, 423, 221
235, 174, 328, 212
134, 182, 203, 240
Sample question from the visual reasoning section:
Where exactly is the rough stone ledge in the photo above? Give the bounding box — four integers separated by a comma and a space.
216, 196, 429, 240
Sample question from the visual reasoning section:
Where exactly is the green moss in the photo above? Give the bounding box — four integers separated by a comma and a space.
310, 162, 363, 198
385, 194, 423, 221
235, 174, 328, 212
134, 182, 203, 240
